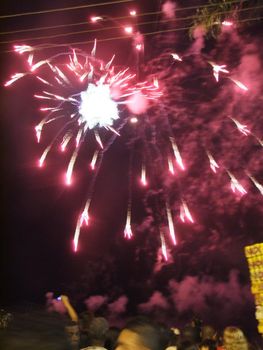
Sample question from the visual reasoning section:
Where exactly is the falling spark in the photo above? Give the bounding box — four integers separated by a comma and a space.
208, 61, 229, 82
230, 78, 248, 91
55, 66, 70, 85
153, 78, 159, 88
124, 208, 133, 239
94, 130, 104, 149
35, 125, 43, 143
39, 145, 51, 167
31, 60, 47, 72
40, 107, 61, 112
28, 54, 34, 67
73, 200, 91, 252
206, 151, 219, 173
130, 117, 138, 123
124, 26, 133, 34
65, 148, 79, 185
246, 173, 263, 195
14, 45, 33, 54
91, 39, 97, 57
61, 133, 72, 152
90, 16, 103, 23
160, 233, 168, 261
130, 10, 137, 16
37, 76, 52, 85
106, 125, 120, 136
90, 150, 99, 170
222, 20, 233, 26
166, 203, 177, 245
80, 200, 91, 226
227, 171, 247, 196
73, 219, 81, 252
168, 156, 175, 175
255, 136, 263, 147
180, 201, 194, 223
230, 117, 250, 136
171, 53, 182, 62
4, 73, 26, 86
76, 129, 83, 147
141, 164, 147, 186
170, 137, 185, 170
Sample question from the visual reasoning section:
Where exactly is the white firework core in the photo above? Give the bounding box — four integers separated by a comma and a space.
79, 83, 119, 129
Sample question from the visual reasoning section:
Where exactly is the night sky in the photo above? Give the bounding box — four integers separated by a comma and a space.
1, 0, 263, 340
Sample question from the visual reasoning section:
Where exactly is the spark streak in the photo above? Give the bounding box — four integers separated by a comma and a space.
124, 207, 133, 239
208, 61, 229, 82
180, 201, 194, 223
206, 151, 219, 173
171, 53, 182, 62
247, 173, 263, 196
230, 78, 249, 91
166, 203, 177, 245
39, 145, 51, 167
160, 233, 168, 261
90, 150, 99, 170
227, 171, 247, 196
168, 156, 175, 175
4, 73, 26, 86
65, 148, 79, 185
141, 164, 147, 186
170, 137, 185, 171
230, 117, 250, 136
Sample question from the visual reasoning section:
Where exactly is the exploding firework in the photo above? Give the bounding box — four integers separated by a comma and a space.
5, 42, 161, 252
5, 8, 263, 260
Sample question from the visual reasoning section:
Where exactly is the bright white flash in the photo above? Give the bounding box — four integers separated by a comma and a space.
79, 83, 119, 129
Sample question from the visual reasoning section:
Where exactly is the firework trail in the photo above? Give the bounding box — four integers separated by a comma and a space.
5, 7, 263, 259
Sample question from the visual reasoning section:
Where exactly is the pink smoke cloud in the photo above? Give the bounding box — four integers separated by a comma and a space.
168, 270, 253, 326
84, 295, 108, 312
138, 291, 169, 313
108, 295, 128, 314
190, 25, 206, 54
127, 91, 149, 114
235, 44, 263, 93
162, 0, 176, 19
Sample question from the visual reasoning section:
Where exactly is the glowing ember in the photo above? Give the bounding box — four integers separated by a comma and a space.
124, 26, 133, 34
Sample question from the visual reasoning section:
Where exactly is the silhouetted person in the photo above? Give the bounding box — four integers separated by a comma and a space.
105, 326, 120, 350
81, 316, 109, 350
115, 316, 169, 350
223, 326, 249, 350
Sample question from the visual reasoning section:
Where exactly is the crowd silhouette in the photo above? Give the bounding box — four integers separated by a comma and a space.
0, 294, 262, 350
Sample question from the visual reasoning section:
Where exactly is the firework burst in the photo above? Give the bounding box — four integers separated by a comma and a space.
5, 9, 263, 260
5, 42, 161, 251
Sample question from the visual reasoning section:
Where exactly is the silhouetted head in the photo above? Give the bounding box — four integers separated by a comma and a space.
201, 325, 217, 341
116, 316, 169, 350
88, 316, 109, 346
223, 326, 249, 350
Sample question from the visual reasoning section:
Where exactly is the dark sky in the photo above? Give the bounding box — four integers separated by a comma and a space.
0, 0, 263, 339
